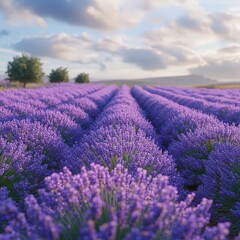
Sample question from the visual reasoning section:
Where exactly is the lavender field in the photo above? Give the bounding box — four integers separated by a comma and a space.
0, 83, 240, 240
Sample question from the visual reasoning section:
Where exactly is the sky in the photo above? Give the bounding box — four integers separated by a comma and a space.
1, 0, 240, 82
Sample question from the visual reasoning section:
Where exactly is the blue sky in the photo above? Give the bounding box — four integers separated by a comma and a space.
0, 0, 240, 81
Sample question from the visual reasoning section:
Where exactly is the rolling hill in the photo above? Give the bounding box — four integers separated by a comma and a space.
95, 74, 217, 87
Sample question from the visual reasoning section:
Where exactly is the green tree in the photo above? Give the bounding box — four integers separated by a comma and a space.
48, 67, 69, 83
74, 72, 90, 83
6, 54, 44, 88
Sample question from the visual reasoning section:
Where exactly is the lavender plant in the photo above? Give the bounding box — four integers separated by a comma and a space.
169, 123, 240, 188
72, 124, 181, 189
198, 143, 240, 234
0, 164, 231, 240
0, 84, 240, 238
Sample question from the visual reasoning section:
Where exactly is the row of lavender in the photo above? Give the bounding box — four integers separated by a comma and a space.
159, 86, 240, 104
0, 84, 117, 200
132, 86, 240, 237
145, 86, 240, 125
172, 87, 240, 106
0, 84, 239, 239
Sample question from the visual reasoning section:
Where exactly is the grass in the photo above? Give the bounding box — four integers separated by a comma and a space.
196, 83, 240, 89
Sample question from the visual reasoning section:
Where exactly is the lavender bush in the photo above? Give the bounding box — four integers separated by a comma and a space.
0, 164, 231, 240
0, 84, 240, 238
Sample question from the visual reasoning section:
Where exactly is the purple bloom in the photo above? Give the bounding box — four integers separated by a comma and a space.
93, 86, 156, 139
30, 109, 83, 145
1, 164, 231, 239
57, 104, 91, 127
72, 124, 181, 189
0, 137, 45, 200
198, 143, 240, 234
146, 86, 240, 125
131, 86, 219, 149
1, 84, 240, 238
0, 120, 72, 201
0, 197, 59, 240
169, 123, 240, 188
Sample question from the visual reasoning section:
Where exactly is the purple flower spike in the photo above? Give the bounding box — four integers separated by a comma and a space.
0, 164, 232, 239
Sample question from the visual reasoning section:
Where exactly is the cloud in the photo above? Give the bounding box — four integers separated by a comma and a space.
151, 43, 204, 67
12, 33, 168, 71
0, 0, 202, 31
99, 62, 106, 71
217, 44, 240, 54
144, 8, 240, 48
144, 16, 212, 48
140, 3, 240, 78
0, 30, 9, 37
0, 0, 146, 30
140, 0, 199, 11
209, 12, 240, 41
190, 44, 240, 80
119, 48, 167, 70
94, 34, 204, 70
12, 31, 205, 72
177, 15, 204, 31
190, 60, 240, 80
95, 37, 126, 53
13, 33, 99, 63
0, 0, 46, 26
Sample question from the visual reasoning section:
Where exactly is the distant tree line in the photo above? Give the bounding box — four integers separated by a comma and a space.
5, 54, 90, 88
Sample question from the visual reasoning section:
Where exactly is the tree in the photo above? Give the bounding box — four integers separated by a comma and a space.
6, 54, 44, 88
48, 67, 69, 83
74, 72, 90, 83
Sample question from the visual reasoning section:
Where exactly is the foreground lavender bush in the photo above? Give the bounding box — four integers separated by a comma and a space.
169, 123, 240, 188
198, 143, 240, 234
0, 137, 47, 201
1, 84, 240, 238
71, 124, 182, 190
0, 119, 67, 170
0, 119, 70, 201
0, 164, 231, 240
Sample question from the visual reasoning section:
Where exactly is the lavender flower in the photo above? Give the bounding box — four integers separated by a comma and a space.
198, 143, 240, 234
93, 86, 156, 139
0, 137, 46, 201
131, 86, 219, 149
169, 123, 240, 188
0, 119, 68, 169
30, 109, 83, 145
1, 164, 231, 239
0, 120, 71, 201
146, 86, 240, 125
72, 124, 181, 189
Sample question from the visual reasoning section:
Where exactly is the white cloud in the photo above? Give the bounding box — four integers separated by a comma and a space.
0, 0, 147, 30
13, 33, 99, 63
0, 0, 46, 26
190, 60, 240, 80
119, 47, 167, 70
0, 0, 202, 31
12, 33, 161, 71
13, 32, 203, 72
209, 11, 240, 41
144, 14, 212, 47
2, 0, 240, 80
144, 7, 240, 48
190, 44, 240, 80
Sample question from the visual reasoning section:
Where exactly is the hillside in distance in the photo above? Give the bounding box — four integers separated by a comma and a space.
96, 74, 217, 87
